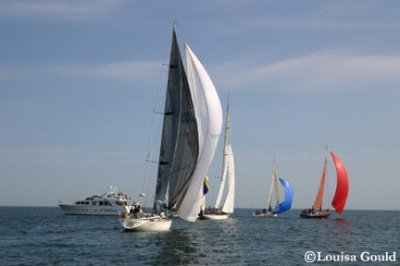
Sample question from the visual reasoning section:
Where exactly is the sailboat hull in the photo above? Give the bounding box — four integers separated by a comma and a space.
120, 216, 172, 232
200, 214, 229, 220
253, 211, 278, 218
300, 210, 330, 219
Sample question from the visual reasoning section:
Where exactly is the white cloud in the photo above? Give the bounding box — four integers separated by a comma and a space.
0, 146, 67, 166
214, 51, 400, 93
0, 0, 128, 20
2, 51, 400, 94
53, 61, 162, 79
0, 146, 137, 167
0, 60, 161, 81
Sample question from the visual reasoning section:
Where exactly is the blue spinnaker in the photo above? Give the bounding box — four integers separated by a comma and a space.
273, 177, 294, 214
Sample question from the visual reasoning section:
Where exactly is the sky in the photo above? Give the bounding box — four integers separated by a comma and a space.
1, 0, 399, 210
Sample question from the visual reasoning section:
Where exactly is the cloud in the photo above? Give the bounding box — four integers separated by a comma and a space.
0, 0, 128, 20
2, 51, 400, 94
0, 146, 67, 166
214, 51, 400, 93
53, 61, 162, 79
0, 146, 137, 167
0, 60, 161, 81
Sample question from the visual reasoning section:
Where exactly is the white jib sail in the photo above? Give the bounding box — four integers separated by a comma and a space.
177, 44, 223, 222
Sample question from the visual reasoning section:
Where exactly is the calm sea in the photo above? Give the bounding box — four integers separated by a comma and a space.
0, 207, 399, 265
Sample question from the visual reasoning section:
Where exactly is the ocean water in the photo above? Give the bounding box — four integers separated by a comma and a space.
0, 207, 399, 265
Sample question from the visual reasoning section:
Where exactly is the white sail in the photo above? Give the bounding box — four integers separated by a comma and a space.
177, 44, 223, 222
214, 160, 227, 209
215, 100, 235, 213
222, 144, 235, 213
266, 165, 277, 210
274, 170, 282, 207
265, 163, 283, 211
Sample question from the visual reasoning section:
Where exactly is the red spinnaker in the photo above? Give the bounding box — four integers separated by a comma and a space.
330, 151, 349, 214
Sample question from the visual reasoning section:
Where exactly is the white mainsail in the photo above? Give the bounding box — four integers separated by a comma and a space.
214, 100, 235, 214
177, 44, 223, 222
266, 164, 282, 211
221, 144, 235, 213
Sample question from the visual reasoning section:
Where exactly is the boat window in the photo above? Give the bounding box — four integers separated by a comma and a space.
85, 201, 89, 205
99, 202, 103, 206
92, 201, 96, 206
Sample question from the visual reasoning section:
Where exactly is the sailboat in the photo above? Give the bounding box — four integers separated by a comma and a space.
300, 150, 349, 218
120, 24, 223, 231
253, 162, 294, 217
200, 100, 235, 220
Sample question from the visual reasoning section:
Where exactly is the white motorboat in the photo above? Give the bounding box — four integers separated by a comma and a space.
58, 184, 133, 216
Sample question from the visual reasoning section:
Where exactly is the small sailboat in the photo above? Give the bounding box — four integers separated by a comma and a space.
120, 24, 223, 231
300, 150, 349, 218
200, 100, 235, 220
253, 162, 294, 217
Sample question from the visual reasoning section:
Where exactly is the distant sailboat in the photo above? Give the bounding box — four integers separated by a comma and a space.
200, 100, 235, 220
254, 162, 294, 217
300, 150, 349, 218
120, 24, 222, 231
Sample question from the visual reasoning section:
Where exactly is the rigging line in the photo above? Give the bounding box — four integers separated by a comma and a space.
138, 43, 170, 208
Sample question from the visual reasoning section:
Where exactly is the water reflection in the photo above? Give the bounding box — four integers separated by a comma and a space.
331, 217, 352, 244
334, 217, 348, 223
154, 228, 203, 265
148, 218, 209, 265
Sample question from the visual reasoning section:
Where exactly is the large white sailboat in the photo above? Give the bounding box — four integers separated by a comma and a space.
120, 24, 222, 231
200, 100, 235, 220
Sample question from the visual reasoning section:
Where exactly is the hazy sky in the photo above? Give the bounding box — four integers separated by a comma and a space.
1, 0, 399, 210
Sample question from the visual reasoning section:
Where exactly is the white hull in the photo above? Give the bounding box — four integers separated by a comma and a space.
120, 216, 172, 232
59, 204, 128, 216
253, 212, 278, 218
201, 214, 229, 220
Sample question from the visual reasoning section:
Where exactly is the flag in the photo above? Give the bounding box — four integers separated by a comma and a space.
203, 176, 209, 195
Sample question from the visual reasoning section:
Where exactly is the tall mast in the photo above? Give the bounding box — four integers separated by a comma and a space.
215, 97, 231, 208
